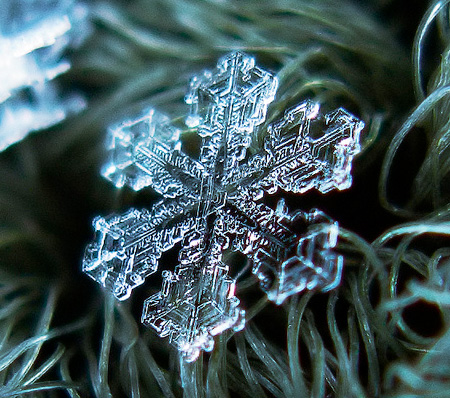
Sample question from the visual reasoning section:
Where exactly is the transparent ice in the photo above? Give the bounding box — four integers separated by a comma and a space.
83, 52, 364, 361
0, 0, 89, 151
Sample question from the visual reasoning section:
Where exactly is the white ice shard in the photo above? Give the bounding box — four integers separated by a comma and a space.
0, 0, 89, 150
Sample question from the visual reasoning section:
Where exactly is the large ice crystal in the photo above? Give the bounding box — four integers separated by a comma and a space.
0, 0, 89, 151
83, 51, 364, 361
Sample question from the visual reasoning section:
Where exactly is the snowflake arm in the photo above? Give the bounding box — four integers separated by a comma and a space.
142, 262, 244, 362
142, 217, 245, 362
82, 199, 194, 300
102, 108, 203, 198
225, 100, 364, 199
221, 197, 342, 304
251, 205, 343, 304
185, 51, 278, 175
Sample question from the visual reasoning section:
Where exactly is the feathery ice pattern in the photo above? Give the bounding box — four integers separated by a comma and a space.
83, 52, 363, 361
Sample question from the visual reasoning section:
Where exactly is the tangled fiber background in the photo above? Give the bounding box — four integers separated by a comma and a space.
1, 0, 450, 396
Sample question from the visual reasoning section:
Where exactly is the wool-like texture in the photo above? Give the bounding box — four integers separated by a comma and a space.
1, 0, 449, 397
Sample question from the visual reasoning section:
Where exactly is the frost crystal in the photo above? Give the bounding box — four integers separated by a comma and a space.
82, 52, 364, 361
0, 0, 89, 151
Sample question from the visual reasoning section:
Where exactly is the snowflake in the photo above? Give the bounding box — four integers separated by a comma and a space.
83, 52, 364, 361
0, 0, 89, 151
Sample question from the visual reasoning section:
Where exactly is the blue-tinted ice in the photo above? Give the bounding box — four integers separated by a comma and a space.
0, 0, 89, 150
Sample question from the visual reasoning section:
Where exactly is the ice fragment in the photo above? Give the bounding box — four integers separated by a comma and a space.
0, 0, 89, 151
